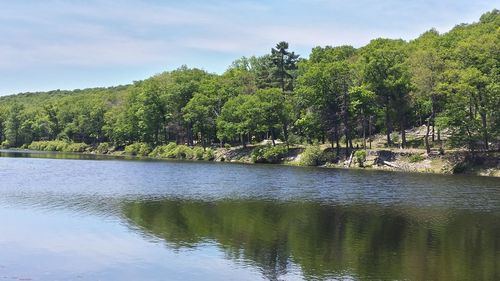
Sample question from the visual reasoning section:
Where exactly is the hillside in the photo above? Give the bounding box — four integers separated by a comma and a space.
0, 10, 498, 171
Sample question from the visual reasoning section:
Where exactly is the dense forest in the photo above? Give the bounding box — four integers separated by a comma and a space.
0, 10, 498, 157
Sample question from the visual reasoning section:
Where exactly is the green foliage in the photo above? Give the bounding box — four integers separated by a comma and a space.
64, 143, 89, 152
203, 148, 215, 161
27, 140, 88, 152
251, 145, 288, 163
172, 145, 193, 159
408, 154, 425, 163
217, 88, 288, 145
124, 142, 151, 156
1, 140, 12, 148
354, 150, 367, 167
149, 142, 178, 158
192, 146, 205, 160
270, 41, 299, 92
299, 145, 323, 166
96, 142, 111, 154
0, 11, 498, 153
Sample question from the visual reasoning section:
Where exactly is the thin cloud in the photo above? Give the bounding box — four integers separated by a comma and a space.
0, 0, 498, 95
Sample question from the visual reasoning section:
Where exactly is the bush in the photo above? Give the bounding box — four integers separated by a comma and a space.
408, 154, 425, 163
45, 140, 67, 151
192, 146, 205, 160
149, 142, 177, 158
224, 143, 231, 149
322, 151, 337, 163
354, 150, 367, 167
299, 145, 323, 166
28, 140, 87, 152
391, 133, 400, 146
203, 148, 215, 161
172, 145, 193, 159
28, 141, 45, 150
287, 134, 302, 146
125, 142, 151, 156
1, 140, 12, 148
251, 145, 288, 163
64, 143, 89, 152
96, 142, 111, 154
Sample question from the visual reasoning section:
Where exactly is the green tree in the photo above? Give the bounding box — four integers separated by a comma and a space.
271, 41, 300, 92
349, 85, 376, 148
360, 39, 411, 148
5, 103, 26, 147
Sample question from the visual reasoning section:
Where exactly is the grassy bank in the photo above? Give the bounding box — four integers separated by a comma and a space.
6, 140, 498, 177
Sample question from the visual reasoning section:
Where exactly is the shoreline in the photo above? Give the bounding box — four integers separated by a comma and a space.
2, 146, 499, 178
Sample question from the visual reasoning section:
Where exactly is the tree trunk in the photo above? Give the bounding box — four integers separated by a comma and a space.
431, 97, 436, 142
480, 112, 489, 150
385, 96, 392, 146
345, 139, 350, 159
400, 117, 406, 149
271, 129, 276, 146
368, 116, 372, 149
334, 123, 340, 157
424, 115, 432, 154
240, 134, 246, 148
283, 122, 289, 149
431, 123, 435, 142
343, 91, 351, 156
362, 116, 366, 149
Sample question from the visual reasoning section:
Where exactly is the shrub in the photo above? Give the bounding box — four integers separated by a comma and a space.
149, 142, 178, 158
45, 140, 67, 151
29, 141, 42, 150
251, 145, 288, 163
391, 133, 400, 145
322, 151, 337, 163
172, 145, 193, 159
28, 141, 44, 150
138, 143, 152, 156
354, 150, 367, 167
1, 140, 12, 148
408, 154, 425, 163
192, 146, 205, 160
28, 140, 88, 152
299, 145, 323, 166
287, 134, 302, 146
64, 143, 89, 152
125, 142, 151, 156
203, 148, 215, 161
224, 143, 231, 149
96, 142, 111, 154
124, 143, 138, 155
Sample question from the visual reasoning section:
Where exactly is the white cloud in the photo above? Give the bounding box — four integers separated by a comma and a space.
0, 0, 497, 94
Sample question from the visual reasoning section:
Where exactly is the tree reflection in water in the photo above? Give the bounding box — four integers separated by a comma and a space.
123, 199, 499, 280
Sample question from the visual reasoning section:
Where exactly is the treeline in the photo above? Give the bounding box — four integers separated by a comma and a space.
0, 10, 498, 156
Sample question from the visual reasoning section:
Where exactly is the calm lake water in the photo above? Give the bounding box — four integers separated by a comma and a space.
0, 150, 499, 281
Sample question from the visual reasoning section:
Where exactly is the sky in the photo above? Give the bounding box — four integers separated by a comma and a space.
0, 0, 498, 96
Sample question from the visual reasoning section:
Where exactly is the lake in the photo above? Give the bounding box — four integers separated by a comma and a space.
0, 150, 499, 280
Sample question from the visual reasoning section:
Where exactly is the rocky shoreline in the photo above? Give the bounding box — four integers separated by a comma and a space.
3, 145, 499, 177
211, 146, 500, 177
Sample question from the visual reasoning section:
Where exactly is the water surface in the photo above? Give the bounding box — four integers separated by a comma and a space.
0, 151, 499, 280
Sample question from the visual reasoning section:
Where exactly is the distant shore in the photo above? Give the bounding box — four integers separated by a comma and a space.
2, 144, 498, 177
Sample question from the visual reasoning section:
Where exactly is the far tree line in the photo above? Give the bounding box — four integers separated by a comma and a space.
0, 10, 498, 156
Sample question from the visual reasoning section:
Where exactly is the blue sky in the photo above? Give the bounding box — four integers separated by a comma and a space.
0, 0, 497, 96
